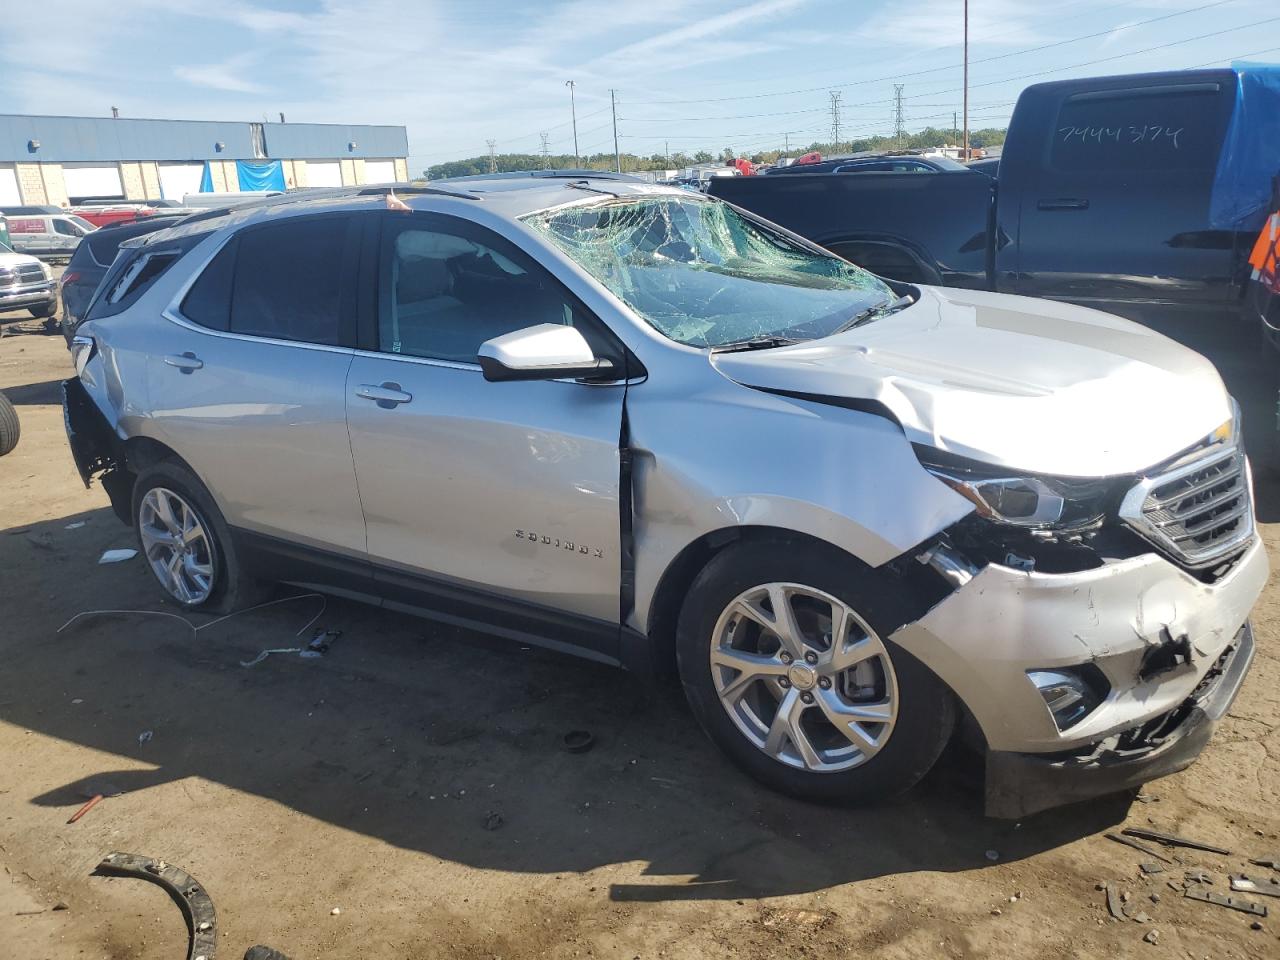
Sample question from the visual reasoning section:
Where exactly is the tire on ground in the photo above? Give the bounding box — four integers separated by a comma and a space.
0, 391, 20, 456
130, 459, 270, 613
676, 537, 956, 803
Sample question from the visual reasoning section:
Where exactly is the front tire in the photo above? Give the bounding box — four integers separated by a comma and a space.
676, 539, 955, 803
131, 460, 268, 613
29, 302, 54, 319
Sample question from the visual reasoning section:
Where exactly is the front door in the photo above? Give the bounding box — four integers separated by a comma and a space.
344, 212, 626, 656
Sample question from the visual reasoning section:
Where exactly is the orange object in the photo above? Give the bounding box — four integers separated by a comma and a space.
1249, 212, 1279, 293
67, 793, 104, 824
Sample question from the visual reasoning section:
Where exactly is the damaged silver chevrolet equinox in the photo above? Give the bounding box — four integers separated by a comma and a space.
64, 174, 1267, 817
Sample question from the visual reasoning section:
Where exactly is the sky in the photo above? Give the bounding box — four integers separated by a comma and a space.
2, 0, 1277, 173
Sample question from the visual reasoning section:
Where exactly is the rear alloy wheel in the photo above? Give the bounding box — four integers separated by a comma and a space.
710, 583, 897, 772
138, 487, 217, 605
677, 540, 955, 803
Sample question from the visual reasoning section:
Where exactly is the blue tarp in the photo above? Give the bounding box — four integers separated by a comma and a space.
236, 159, 286, 192
1210, 63, 1280, 230
199, 161, 213, 193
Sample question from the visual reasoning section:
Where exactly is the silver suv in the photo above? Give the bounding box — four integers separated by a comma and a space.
64, 175, 1267, 817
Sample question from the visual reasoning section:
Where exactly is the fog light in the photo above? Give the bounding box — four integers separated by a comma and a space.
1028, 668, 1106, 730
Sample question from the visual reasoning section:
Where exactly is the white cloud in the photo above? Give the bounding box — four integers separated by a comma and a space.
175, 53, 267, 94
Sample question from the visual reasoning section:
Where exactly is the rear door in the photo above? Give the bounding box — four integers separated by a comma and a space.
144, 213, 369, 562
1004, 76, 1236, 317
343, 211, 627, 655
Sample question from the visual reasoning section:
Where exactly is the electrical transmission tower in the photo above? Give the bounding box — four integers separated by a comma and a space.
539, 132, 551, 168
893, 85, 905, 148
486, 139, 497, 174
828, 90, 842, 153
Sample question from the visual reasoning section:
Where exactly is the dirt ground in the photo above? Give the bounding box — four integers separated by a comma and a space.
2, 304, 1279, 960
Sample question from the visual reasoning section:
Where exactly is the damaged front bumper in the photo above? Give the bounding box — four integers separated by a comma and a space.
890, 534, 1268, 817
986, 621, 1253, 818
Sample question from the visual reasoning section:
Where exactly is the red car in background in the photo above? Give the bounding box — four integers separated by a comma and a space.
69, 204, 158, 229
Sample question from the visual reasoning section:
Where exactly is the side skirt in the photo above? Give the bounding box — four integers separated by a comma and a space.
231, 528, 644, 671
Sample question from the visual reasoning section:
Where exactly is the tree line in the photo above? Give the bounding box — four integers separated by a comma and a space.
423, 126, 1008, 179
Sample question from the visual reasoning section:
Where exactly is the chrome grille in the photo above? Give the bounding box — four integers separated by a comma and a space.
0, 263, 45, 286
1121, 445, 1253, 568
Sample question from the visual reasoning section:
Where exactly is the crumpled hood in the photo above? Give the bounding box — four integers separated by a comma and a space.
710, 285, 1230, 476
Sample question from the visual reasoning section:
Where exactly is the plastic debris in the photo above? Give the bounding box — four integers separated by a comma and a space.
137, 730, 153, 745
483, 812, 505, 831
98, 549, 138, 564
330, 907, 341, 916
299, 629, 341, 659
563, 730, 594, 754
240, 648, 302, 669
985, 849, 1000, 862
1143, 930, 1159, 944
65, 521, 86, 530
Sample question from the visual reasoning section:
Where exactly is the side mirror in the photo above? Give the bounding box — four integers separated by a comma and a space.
477, 323, 615, 383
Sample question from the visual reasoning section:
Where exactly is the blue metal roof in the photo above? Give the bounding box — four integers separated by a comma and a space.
0, 114, 407, 162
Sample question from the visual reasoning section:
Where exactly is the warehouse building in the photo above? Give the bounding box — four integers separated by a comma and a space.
0, 114, 409, 206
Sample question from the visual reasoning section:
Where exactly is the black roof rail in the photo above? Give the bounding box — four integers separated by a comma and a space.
167, 183, 481, 229
438, 169, 644, 183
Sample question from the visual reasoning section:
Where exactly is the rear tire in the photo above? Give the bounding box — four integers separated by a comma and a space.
131, 460, 270, 613
676, 538, 955, 803
29, 303, 54, 319
0, 391, 19, 456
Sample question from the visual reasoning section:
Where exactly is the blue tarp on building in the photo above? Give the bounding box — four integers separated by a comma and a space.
236, 159, 286, 191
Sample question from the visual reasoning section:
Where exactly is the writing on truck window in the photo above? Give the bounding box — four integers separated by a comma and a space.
1057, 125, 1185, 149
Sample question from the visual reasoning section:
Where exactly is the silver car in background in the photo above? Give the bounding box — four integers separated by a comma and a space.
64, 175, 1266, 817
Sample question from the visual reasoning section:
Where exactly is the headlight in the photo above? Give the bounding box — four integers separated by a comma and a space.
40, 260, 52, 280
916, 447, 1117, 530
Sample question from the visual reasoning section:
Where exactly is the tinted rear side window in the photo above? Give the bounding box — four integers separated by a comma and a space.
180, 240, 236, 331
229, 217, 349, 345
1050, 86, 1228, 173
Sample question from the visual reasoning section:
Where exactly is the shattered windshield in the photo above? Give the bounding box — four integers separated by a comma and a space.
523, 195, 892, 348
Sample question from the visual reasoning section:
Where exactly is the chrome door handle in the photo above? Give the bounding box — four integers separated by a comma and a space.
356, 382, 413, 408
163, 352, 203, 372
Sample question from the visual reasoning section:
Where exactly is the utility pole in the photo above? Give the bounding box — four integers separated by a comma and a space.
828, 90, 842, 154
486, 139, 497, 174
893, 84, 905, 149
540, 132, 551, 168
664, 140, 670, 169
953, 111, 958, 147
566, 80, 580, 167
610, 89, 621, 174
784, 132, 790, 157
963, 0, 970, 161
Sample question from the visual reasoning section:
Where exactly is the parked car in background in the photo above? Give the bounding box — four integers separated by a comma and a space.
60, 215, 184, 341
6, 213, 96, 259
0, 205, 63, 216
71, 204, 159, 229
0, 232, 58, 329
711, 67, 1280, 335
64, 176, 1264, 818
765, 153, 970, 175
966, 156, 1001, 177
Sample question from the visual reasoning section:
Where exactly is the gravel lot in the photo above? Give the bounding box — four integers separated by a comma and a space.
1, 303, 1278, 960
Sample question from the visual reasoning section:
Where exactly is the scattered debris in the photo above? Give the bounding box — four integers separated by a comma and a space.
71, 698, 83, 705
563, 730, 594, 754
65, 521, 86, 530
98, 548, 138, 564
330, 907, 341, 916
240, 648, 302, 669
1131, 911, 1152, 923
1251, 921, 1264, 931
1107, 832, 1174, 864
1230, 874, 1280, 899
482, 812, 505, 831
298, 629, 341, 659
1149, 893, 1161, 903
52, 902, 68, 911
1184, 886, 1267, 917
1143, 930, 1160, 945
67, 779, 122, 825
1106, 883, 1125, 920
985, 849, 1000, 863
137, 730, 153, 746
1184, 870, 1213, 885
1140, 862, 1165, 875
26, 532, 55, 551
1121, 827, 1231, 856
1249, 853, 1280, 870
93, 853, 217, 960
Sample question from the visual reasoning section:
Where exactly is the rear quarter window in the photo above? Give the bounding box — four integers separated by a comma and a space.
1049, 85, 1229, 174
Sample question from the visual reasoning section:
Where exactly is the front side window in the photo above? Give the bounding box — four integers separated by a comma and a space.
53, 219, 81, 237
524, 196, 892, 347
380, 217, 592, 363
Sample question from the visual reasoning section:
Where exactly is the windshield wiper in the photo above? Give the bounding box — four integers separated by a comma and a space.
832, 293, 915, 334
711, 335, 803, 353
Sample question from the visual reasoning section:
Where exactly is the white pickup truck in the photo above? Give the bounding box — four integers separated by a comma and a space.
0, 233, 58, 330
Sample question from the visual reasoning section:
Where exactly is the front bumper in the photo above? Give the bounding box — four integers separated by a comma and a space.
985, 622, 1254, 818
0, 281, 56, 315
890, 533, 1267, 815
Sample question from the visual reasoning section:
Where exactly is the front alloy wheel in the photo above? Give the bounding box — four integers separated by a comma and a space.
138, 487, 216, 604
710, 583, 898, 772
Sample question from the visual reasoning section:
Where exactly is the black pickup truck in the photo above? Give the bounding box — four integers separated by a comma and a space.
710, 67, 1280, 335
